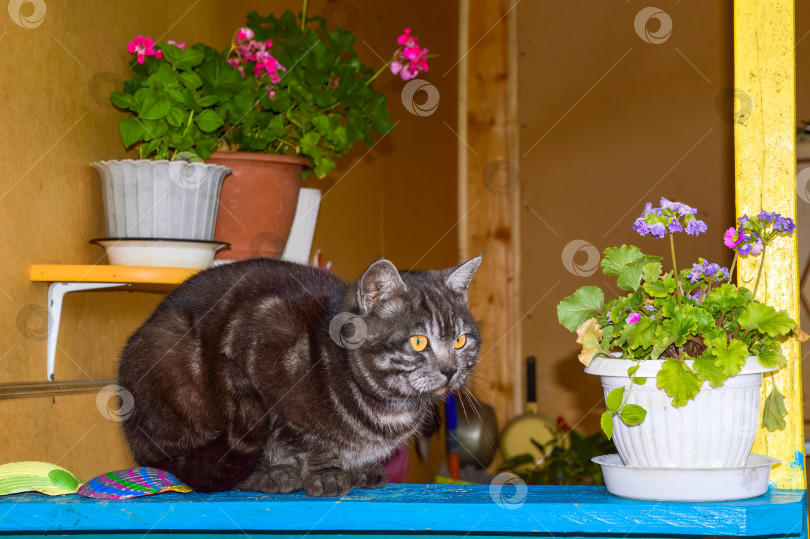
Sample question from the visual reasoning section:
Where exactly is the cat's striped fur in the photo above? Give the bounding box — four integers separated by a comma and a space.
118, 256, 482, 496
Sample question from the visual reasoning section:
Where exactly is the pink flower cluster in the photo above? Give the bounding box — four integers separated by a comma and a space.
228, 27, 286, 98
390, 28, 429, 81
127, 37, 187, 64
127, 36, 162, 64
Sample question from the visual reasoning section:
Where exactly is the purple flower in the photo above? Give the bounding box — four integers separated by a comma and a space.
667, 218, 683, 233
689, 263, 704, 284
625, 312, 641, 324
633, 218, 650, 236
758, 210, 777, 224
718, 267, 730, 281
773, 214, 796, 234
689, 289, 705, 301
685, 219, 707, 236
606, 311, 613, 323
738, 233, 763, 256
738, 214, 750, 224
660, 197, 697, 217
649, 222, 667, 238
643, 305, 656, 311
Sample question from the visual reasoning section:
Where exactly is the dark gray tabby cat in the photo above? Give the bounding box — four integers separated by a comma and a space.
118, 255, 482, 496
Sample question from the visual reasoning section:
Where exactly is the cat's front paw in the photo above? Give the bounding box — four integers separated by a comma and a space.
352, 464, 388, 489
238, 464, 302, 494
302, 468, 352, 497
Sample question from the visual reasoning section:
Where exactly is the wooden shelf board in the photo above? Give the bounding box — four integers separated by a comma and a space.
30, 264, 199, 284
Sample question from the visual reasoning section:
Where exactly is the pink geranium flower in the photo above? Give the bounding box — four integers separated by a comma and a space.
390, 28, 429, 80
166, 39, 186, 50
127, 36, 157, 64
236, 27, 254, 42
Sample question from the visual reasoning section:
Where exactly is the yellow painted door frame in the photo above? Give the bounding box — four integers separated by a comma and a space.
734, 0, 805, 488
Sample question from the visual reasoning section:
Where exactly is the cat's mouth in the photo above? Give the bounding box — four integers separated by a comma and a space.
433, 385, 452, 398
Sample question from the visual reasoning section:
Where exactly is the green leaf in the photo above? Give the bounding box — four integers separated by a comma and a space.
633, 377, 647, 385
556, 286, 605, 332
738, 303, 796, 337
600, 411, 614, 440
175, 47, 205, 70
300, 131, 322, 155
140, 96, 171, 120
656, 358, 702, 407
711, 337, 750, 378
196, 95, 220, 107
606, 387, 624, 412
693, 355, 726, 387
120, 118, 145, 148
601, 245, 661, 277
620, 316, 654, 350
619, 404, 647, 425
757, 348, 786, 369
110, 92, 133, 109
703, 283, 748, 313
617, 259, 648, 292
194, 109, 223, 133
762, 386, 788, 432
179, 71, 202, 90
642, 261, 662, 284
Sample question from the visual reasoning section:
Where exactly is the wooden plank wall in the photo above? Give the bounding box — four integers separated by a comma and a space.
734, 0, 806, 489
458, 0, 521, 426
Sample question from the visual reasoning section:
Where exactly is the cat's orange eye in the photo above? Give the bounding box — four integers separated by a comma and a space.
454, 334, 467, 349
410, 335, 429, 352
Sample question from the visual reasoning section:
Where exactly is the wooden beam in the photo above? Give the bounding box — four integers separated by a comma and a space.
734, 0, 805, 488
458, 0, 521, 425
0, 379, 117, 399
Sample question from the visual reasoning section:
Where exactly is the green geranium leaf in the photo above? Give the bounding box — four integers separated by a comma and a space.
738, 303, 796, 337
619, 404, 647, 425
656, 358, 702, 407
762, 386, 788, 432
179, 71, 202, 90
710, 337, 749, 378
110, 91, 133, 109
600, 411, 614, 440
693, 355, 726, 387
175, 47, 205, 70
557, 286, 605, 331
643, 276, 676, 298
606, 387, 624, 413
194, 109, 223, 133
620, 316, 654, 350
141, 96, 171, 120
601, 245, 661, 277
120, 117, 145, 148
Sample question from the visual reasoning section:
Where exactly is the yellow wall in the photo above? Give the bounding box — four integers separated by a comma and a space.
0, 0, 457, 481
517, 1, 735, 431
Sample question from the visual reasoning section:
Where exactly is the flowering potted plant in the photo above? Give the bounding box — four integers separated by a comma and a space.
208, 10, 429, 260
91, 38, 233, 268
104, 9, 432, 261
556, 199, 803, 484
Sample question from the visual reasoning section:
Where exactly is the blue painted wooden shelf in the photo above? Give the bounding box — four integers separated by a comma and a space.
0, 484, 805, 538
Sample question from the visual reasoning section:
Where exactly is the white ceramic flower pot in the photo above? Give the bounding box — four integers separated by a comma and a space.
281, 187, 321, 264
585, 356, 777, 468
91, 159, 232, 241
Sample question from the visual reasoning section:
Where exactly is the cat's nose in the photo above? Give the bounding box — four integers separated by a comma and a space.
440, 367, 457, 383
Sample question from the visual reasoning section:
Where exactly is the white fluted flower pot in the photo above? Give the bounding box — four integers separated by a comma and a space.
92, 159, 232, 241
585, 356, 776, 468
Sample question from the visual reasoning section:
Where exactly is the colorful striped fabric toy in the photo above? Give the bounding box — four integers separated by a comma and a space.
77, 467, 192, 499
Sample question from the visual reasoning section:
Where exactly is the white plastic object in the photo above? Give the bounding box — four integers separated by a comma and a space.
47, 282, 127, 380
282, 188, 321, 264
585, 356, 777, 468
91, 239, 227, 269
91, 159, 231, 241
593, 453, 779, 501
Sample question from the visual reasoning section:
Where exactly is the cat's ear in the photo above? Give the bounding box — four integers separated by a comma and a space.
358, 258, 406, 313
444, 254, 483, 294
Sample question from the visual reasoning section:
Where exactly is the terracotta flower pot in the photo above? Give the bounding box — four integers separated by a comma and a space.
208, 152, 309, 260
